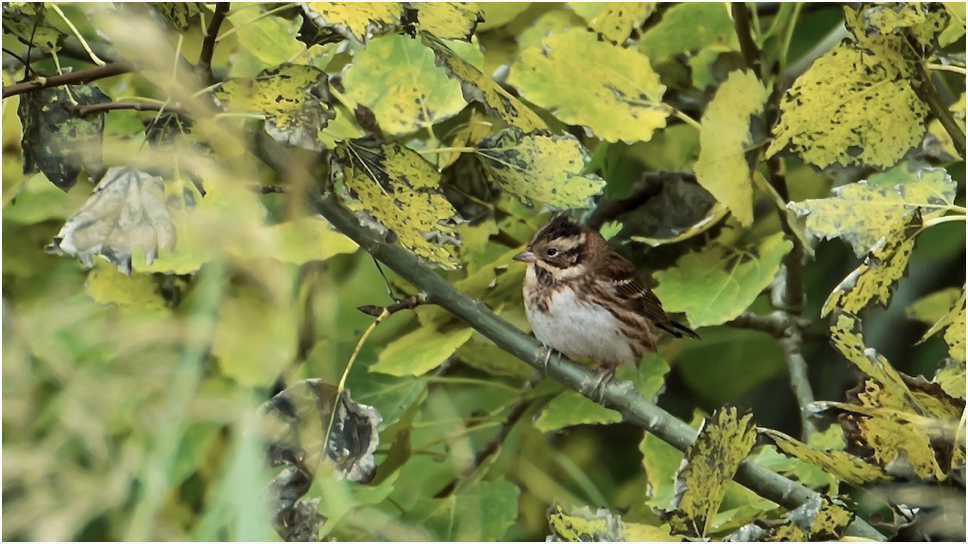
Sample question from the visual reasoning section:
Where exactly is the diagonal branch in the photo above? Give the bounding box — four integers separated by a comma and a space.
254, 140, 882, 540
300, 190, 884, 541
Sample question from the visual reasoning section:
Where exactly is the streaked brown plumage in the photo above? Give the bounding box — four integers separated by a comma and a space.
514, 215, 697, 381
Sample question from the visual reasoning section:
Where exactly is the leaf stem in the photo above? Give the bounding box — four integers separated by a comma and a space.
922, 215, 967, 229
49, 3, 106, 66
731, 2, 762, 77
927, 63, 967, 76
668, 106, 702, 131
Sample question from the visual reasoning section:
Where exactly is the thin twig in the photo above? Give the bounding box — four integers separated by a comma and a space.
731, 2, 762, 77
434, 396, 536, 498
913, 62, 966, 159
357, 293, 428, 317
197, 3, 229, 84
2, 62, 130, 98
66, 100, 182, 116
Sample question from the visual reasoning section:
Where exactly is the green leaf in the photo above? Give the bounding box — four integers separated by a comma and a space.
412, 2, 483, 40
333, 138, 462, 268
694, 71, 769, 227
666, 407, 757, 538
518, 8, 587, 51
789, 163, 956, 257
476, 128, 605, 209
652, 232, 793, 328
265, 217, 359, 264
767, 42, 927, 169
640, 430, 683, 509
509, 28, 668, 143
533, 390, 623, 432
476, 3, 532, 31
215, 64, 335, 151
637, 3, 737, 62
301, 2, 405, 43
150, 2, 201, 30
421, 479, 520, 541
3, 3, 65, 52
422, 35, 546, 131
18, 84, 110, 191
342, 34, 468, 135
227, 8, 305, 66
213, 276, 299, 387
85, 263, 168, 310
370, 320, 475, 376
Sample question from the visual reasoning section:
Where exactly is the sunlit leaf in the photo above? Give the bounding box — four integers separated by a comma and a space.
726, 495, 854, 542
693, 70, 769, 227
845, 3, 949, 54
759, 428, 889, 487
370, 319, 475, 376
788, 163, 957, 257
84, 263, 168, 310
215, 64, 335, 151
907, 286, 963, 325
301, 2, 405, 43
413, 2, 483, 41
423, 35, 546, 131
342, 34, 467, 135
575, 2, 656, 44
265, 217, 359, 264
547, 504, 626, 542
821, 211, 922, 317
19, 84, 110, 191
509, 28, 668, 143
767, 41, 927, 169
533, 390, 623, 432
665, 407, 757, 538
476, 128, 605, 209
653, 232, 793, 328
934, 358, 966, 400
227, 8, 305, 66
333, 137, 462, 268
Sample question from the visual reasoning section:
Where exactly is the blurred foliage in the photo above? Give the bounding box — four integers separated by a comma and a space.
2, 2, 966, 542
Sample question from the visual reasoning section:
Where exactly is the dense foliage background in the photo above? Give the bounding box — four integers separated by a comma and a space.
2, 2, 965, 541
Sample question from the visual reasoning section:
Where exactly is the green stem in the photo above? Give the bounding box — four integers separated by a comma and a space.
914, 61, 967, 159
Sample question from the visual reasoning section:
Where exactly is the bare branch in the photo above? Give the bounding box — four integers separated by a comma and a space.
913, 62, 966, 159
357, 293, 428, 317
197, 3, 230, 83
2, 62, 130, 99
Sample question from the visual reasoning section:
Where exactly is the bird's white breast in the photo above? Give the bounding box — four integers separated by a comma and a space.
525, 282, 638, 366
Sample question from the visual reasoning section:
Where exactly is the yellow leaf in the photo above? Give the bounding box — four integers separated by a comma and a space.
301, 2, 405, 43
829, 311, 923, 414
694, 71, 769, 227
85, 263, 168, 310
413, 2, 483, 40
934, 359, 966, 400
422, 35, 546, 132
333, 138, 461, 268
907, 286, 963, 325
476, 128, 605, 209
821, 211, 921, 317
789, 163, 956, 257
508, 28, 668, 143
767, 42, 927, 168
342, 34, 467, 135
666, 407, 757, 538
215, 64, 334, 151
547, 504, 625, 542
581, 2, 656, 44
760, 428, 888, 487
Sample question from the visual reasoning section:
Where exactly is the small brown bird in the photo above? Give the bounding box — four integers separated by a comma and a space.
514, 215, 698, 387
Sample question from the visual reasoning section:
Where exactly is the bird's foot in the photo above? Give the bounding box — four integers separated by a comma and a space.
542, 345, 557, 375
590, 363, 617, 404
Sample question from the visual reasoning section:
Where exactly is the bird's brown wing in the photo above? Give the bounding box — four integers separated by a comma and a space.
603, 251, 699, 339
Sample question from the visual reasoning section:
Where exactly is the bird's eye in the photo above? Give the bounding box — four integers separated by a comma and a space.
546, 248, 558, 257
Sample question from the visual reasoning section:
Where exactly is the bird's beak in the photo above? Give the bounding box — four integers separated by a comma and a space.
513, 249, 536, 263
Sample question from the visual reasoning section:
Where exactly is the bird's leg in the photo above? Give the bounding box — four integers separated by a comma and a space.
542, 345, 556, 375
590, 363, 617, 404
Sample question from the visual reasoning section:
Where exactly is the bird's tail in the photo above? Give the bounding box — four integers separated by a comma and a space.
659, 320, 700, 340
